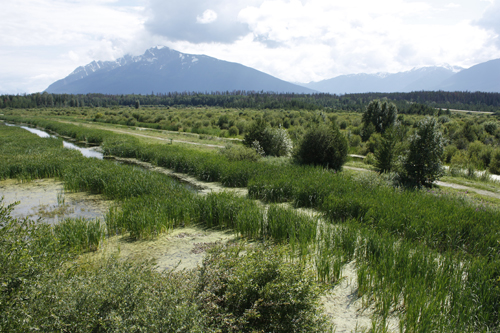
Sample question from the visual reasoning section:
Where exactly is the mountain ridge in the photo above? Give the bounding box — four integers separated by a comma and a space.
46, 47, 500, 95
45, 47, 315, 94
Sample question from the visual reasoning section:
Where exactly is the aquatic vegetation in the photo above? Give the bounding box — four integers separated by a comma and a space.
54, 217, 106, 252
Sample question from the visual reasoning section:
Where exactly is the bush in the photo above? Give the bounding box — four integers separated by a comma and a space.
364, 152, 376, 165
243, 119, 292, 157
219, 144, 261, 162
443, 144, 458, 164
374, 127, 397, 173
295, 123, 348, 171
489, 149, 500, 175
483, 121, 497, 135
197, 243, 328, 333
228, 126, 239, 136
349, 134, 362, 148
262, 127, 293, 157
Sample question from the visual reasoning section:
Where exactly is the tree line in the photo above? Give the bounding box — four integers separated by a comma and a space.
1, 91, 500, 113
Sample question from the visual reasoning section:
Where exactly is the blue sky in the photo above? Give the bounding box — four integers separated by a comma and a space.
1, 0, 499, 94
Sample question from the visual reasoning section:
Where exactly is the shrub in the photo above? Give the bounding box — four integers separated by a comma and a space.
364, 152, 376, 165
243, 119, 292, 157
228, 125, 239, 136
219, 144, 261, 162
262, 127, 293, 157
243, 117, 267, 147
375, 127, 397, 173
197, 243, 328, 333
489, 149, 500, 175
295, 123, 348, 171
443, 144, 458, 164
349, 134, 362, 148
483, 121, 497, 135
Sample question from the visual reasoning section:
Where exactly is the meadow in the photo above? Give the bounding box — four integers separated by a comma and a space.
2, 108, 500, 332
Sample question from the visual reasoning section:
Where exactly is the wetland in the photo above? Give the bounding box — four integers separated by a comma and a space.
2, 109, 500, 332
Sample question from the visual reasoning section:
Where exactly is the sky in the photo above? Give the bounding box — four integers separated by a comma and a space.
1, 0, 499, 94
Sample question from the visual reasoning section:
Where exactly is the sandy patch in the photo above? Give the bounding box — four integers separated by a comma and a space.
322, 261, 399, 333
86, 225, 236, 271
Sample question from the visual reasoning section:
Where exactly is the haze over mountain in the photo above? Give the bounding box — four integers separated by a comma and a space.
299, 66, 463, 94
299, 59, 500, 94
45, 47, 315, 94
437, 59, 500, 93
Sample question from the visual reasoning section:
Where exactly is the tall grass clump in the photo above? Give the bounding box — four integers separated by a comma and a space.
264, 204, 318, 256
53, 217, 106, 252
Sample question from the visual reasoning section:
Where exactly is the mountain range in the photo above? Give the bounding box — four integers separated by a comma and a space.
45, 47, 314, 94
45, 47, 500, 94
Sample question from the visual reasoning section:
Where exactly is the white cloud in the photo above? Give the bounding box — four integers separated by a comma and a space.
475, 0, 500, 47
1, 0, 499, 93
197, 9, 218, 24
0, 0, 146, 93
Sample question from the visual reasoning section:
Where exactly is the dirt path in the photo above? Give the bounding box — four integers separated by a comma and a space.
58, 120, 226, 148
344, 166, 500, 200
435, 181, 500, 199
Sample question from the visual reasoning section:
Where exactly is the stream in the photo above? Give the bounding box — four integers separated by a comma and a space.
4, 122, 104, 159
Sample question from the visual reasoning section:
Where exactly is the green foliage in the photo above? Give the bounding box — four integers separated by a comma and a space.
6, 257, 206, 332
243, 118, 292, 157
366, 132, 382, 153
362, 100, 398, 139
54, 217, 106, 252
349, 133, 362, 147
197, 243, 328, 333
218, 144, 261, 162
296, 123, 348, 170
483, 121, 498, 135
228, 125, 239, 136
443, 144, 458, 164
364, 152, 376, 165
403, 117, 445, 187
489, 149, 500, 175
375, 127, 398, 173
262, 126, 293, 157
243, 117, 267, 148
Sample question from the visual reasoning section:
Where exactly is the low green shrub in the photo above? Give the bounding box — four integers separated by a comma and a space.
197, 243, 329, 333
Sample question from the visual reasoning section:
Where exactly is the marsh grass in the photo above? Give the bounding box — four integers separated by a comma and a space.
54, 217, 106, 252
